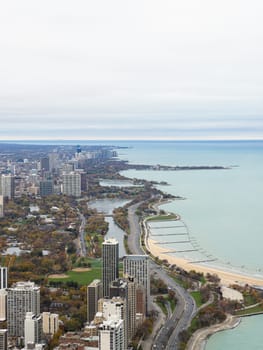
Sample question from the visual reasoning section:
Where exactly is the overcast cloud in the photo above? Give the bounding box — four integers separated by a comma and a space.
1, 0, 263, 140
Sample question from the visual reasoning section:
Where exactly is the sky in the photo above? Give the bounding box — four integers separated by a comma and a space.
1, 0, 263, 140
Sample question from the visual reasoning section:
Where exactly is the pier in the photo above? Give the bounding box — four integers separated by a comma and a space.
149, 225, 185, 229
163, 249, 198, 253
150, 233, 188, 237
157, 240, 190, 245
189, 258, 217, 264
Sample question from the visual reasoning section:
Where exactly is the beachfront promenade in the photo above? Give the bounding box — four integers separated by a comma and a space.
127, 201, 197, 349
186, 314, 240, 350
128, 197, 263, 349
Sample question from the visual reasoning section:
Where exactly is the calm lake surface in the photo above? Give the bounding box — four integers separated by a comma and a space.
118, 140, 263, 350
88, 198, 130, 257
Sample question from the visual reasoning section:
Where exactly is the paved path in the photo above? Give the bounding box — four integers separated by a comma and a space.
77, 211, 87, 257
186, 314, 240, 350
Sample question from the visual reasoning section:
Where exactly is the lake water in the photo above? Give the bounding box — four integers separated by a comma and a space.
117, 140, 263, 350
206, 315, 263, 350
120, 141, 263, 275
88, 198, 130, 257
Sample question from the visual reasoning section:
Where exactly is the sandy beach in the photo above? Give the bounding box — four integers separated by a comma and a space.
147, 238, 263, 287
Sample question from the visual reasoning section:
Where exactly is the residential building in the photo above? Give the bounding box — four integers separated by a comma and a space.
87, 280, 102, 323
24, 312, 42, 348
48, 153, 59, 173
102, 238, 119, 298
0, 174, 15, 199
0, 196, 3, 218
0, 267, 7, 289
99, 319, 124, 350
62, 172, 81, 197
110, 277, 136, 345
40, 158, 49, 172
39, 180, 54, 197
42, 312, 59, 335
123, 255, 149, 314
7, 282, 40, 337
0, 329, 7, 350
0, 290, 7, 321
102, 298, 124, 322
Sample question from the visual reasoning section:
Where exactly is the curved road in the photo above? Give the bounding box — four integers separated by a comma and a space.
127, 202, 196, 350
78, 211, 87, 257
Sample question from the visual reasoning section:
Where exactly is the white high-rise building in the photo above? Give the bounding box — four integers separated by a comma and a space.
62, 172, 81, 197
0, 196, 3, 218
99, 318, 124, 350
42, 312, 59, 335
24, 312, 42, 348
7, 282, 40, 337
0, 175, 14, 199
48, 153, 59, 173
102, 298, 124, 322
123, 255, 150, 313
102, 238, 119, 298
0, 290, 7, 321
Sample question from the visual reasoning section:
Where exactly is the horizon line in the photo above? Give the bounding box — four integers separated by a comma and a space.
0, 137, 263, 142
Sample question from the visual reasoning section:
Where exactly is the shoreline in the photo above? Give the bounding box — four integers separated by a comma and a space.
144, 199, 263, 287
147, 237, 263, 287
186, 314, 241, 350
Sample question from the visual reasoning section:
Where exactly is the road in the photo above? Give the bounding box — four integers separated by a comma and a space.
127, 202, 197, 350
78, 211, 87, 257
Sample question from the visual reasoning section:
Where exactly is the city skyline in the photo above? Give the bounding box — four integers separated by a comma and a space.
1, 1, 263, 140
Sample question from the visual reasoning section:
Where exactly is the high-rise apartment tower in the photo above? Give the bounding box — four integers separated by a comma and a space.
102, 238, 119, 298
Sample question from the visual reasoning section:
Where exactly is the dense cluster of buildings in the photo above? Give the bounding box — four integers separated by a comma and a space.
0, 269, 59, 350
84, 238, 150, 350
0, 145, 150, 349
0, 239, 150, 350
0, 145, 116, 217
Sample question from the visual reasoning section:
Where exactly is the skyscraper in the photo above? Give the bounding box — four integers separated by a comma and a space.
0, 196, 3, 218
110, 277, 136, 346
99, 319, 124, 350
87, 279, 102, 323
39, 180, 54, 197
24, 312, 42, 348
40, 157, 50, 172
102, 238, 119, 298
7, 282, 40, 337
0, 290, 7, 322
123, 255, 150, 314
48, 153, 59, 173
0, 329, 7, 350
62, 172, 81, 197
42, 312, 59, 335
0, 267, 7, 290
0, 175, 15, 200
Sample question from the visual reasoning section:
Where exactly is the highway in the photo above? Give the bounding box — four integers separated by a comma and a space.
127, 202, 196, 350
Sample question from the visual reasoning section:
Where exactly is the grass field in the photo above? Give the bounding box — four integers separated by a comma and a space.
49, 258, 102, 285
147, 214, 178, 221
48, 258, 124, 286
191, 291, 203, 307
235, 304, 263, 316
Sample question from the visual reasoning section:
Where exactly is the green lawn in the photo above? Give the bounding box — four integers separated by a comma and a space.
147, 214, 178, 222
243, 294, 258, 306
48, 268, 101, 286
235, 304, 263, 316
191, 291, 203, 307
49, 258, 102, 285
